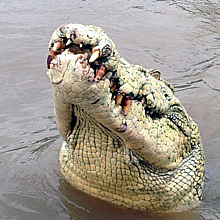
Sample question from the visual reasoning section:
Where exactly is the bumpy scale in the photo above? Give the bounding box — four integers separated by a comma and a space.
47, 23, 205, 211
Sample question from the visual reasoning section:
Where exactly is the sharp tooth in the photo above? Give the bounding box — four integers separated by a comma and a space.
111, 84, 116, 93
53, 42, 62, 51
115, 93, 123, 106
122, 96, 132, 116
66, 39, 72, 46
80, 43, 83, 48
95, 65, 106, 81
89, 50, 101, 63
47, 51, 58, 69
141, 96, 145, 105
139, 89, 143, 96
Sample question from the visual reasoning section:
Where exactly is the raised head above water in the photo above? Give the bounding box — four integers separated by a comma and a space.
47, 23, 205, 211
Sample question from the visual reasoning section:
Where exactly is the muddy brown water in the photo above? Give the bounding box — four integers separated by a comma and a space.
1, 0, 220, 219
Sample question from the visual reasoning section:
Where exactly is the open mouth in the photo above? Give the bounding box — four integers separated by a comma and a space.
47, 41, 170, 118
47, 40, 133, 117
47, 41, 111, 81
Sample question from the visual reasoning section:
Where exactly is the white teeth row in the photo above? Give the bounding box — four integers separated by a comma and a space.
52, 39, 80, 52
53, 42, 62, 51
52, 40, 101, 64
66, 39, 72, 46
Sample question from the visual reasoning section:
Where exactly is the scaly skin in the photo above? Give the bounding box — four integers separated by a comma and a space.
47, 24, 205, 211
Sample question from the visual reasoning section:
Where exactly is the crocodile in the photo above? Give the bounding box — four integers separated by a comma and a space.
46, 24, 205, 211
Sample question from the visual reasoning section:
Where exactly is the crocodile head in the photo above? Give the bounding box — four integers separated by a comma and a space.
47, 24, 205, 211
48, 44, 198, 170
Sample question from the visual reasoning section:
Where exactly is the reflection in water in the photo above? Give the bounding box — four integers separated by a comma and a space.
0, 0, 220, 219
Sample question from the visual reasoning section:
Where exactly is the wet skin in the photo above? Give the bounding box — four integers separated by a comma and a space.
47, 23, 205, 211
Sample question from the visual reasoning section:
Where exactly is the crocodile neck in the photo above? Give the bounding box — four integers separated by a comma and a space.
68, 105, 123, 153
59, 101, 204, 211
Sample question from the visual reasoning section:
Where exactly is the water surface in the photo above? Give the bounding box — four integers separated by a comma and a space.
1, 0, 220, 219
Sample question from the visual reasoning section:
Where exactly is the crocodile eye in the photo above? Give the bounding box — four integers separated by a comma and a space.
162, 88, 172, 101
